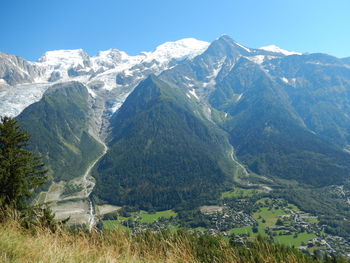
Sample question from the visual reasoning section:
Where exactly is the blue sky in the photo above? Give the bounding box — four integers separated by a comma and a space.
1, 0, 350, 61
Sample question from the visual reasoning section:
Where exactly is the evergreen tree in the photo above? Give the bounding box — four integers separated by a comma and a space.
0, 116, 47, 209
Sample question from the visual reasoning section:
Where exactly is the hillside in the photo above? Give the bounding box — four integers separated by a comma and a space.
211, 57, 350, 186
93, 75, 235, 210
16, 81, 104, 181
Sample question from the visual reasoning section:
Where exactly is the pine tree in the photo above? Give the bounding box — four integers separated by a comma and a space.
0, 116, 47, 209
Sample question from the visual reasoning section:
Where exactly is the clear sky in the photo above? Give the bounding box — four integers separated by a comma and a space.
1, 0, 350, 61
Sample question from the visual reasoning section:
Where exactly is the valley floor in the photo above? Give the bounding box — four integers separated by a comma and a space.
100, 191, 350, 258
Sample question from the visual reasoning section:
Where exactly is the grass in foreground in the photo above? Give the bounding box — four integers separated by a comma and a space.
0, 217, 344, 263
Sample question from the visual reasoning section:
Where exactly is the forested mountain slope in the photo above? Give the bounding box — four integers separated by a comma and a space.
93, 75, 235, 209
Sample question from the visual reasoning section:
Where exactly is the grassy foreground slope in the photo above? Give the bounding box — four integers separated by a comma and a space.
0, 219, 340, 263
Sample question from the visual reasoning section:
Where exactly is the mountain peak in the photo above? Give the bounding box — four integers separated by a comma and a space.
38, 49, 89, 65
143, 73, 159, 85
204, 35, 251, 58
130, 74, 164, 100
139, 73, 176, 94
91, 48, 131, 70
259, 45, 301, 56
122, 74, 188, 112
95, 48, 124, 59
215, 35, 250, 52
216, 34, 235, 43
141, 38, 210, 64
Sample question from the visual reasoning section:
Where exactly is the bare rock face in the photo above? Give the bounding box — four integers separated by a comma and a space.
0, 52, 43, 86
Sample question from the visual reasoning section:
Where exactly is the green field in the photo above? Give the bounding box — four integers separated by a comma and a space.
255, 197, 273, 205
253, 207, 285, 227
287, 203, 299, 211
274, 232, 316, 247
102, 220, 129, 231
138, 210, 177, 223
194, 227, 206, 232
301, 215, 319, 224
102, 210, 177, 230
229, 226, 253, 235
221, 187, 259, 199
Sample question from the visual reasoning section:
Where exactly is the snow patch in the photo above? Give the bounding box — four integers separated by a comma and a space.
247, 55, 265, 64
281, 77, 289, 84
38, 49, 89, 68
91, 48, 132, 71
201, 56, 226, 88
0, 79, 8, 85
235, 42, 250, 52
109, 102, 123, 113
141, 38, 210, 65
86, 86, 96, 98
36, 49, 91, 81
260, 45, 301, 56
281, 77, 297, 86
188, 89, 199, 100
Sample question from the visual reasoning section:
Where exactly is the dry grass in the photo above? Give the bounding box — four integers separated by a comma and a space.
0, 216, 324, 263
0, 219, 197, 263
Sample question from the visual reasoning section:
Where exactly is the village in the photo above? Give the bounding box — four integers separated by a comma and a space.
102, 193, 350, 258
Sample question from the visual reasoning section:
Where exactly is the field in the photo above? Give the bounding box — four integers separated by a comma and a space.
102, 209, 177, 230
102, 220, 129, 231
275, 232, 317, 247
253, 206, 286, 230
221, 187, 259, 199
229, 226, 253, 235
138, 210, 176, 223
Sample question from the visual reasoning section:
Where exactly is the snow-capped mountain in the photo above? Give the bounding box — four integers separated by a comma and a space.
38, 49, 92, 81
90, 48, 131, 71
0, 38, 209, 117
139, 38, 209, 64
0, 36, 307, 118
35, 38, 209, 84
